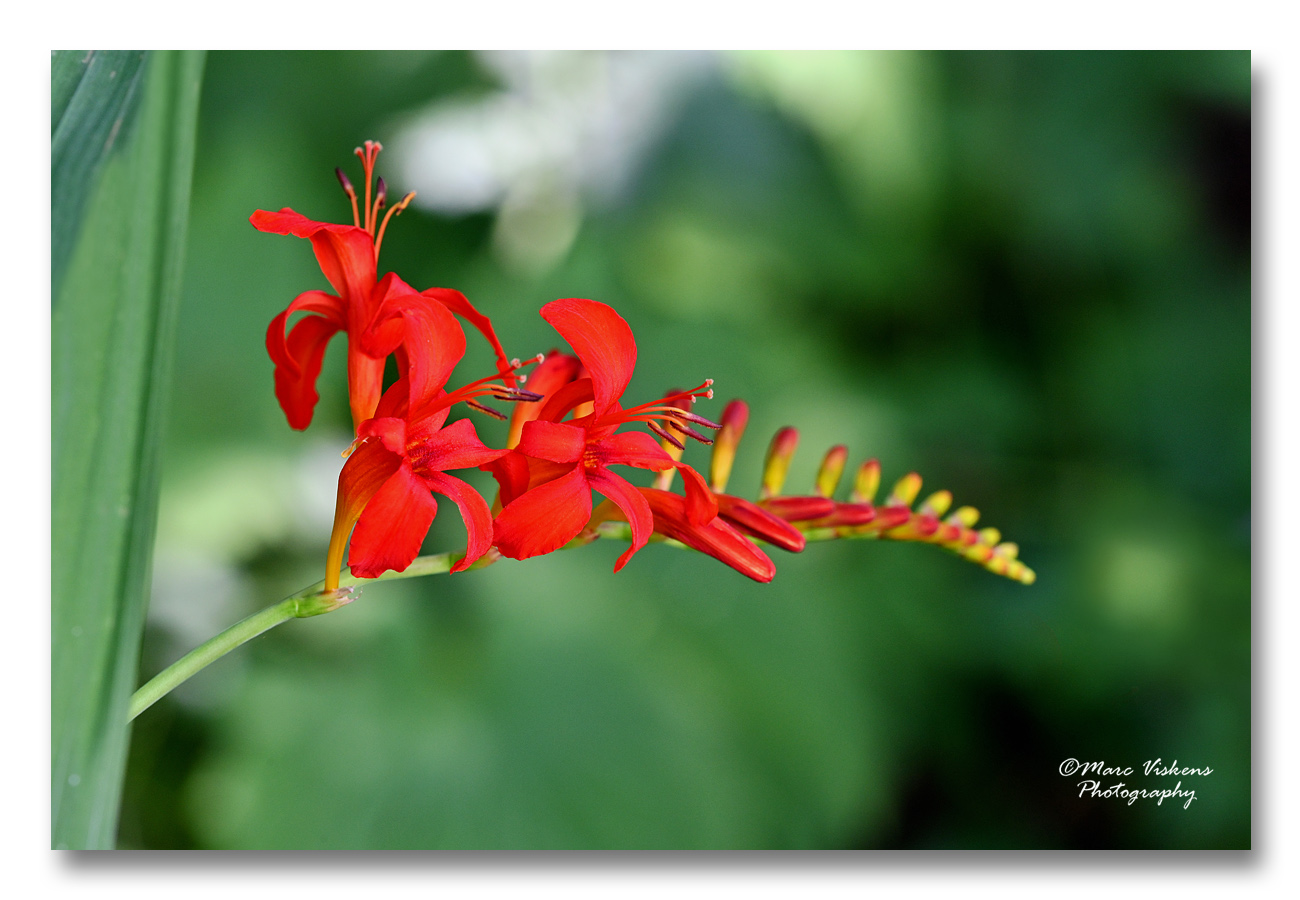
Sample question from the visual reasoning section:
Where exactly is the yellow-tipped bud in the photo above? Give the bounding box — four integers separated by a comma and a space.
993, 541, 1019, 560
919, 490, 953, 518
709, 399, 749, 492
851, 459, 881, 503
760, 427, 799, 499
815, 445, 848, 498
947, 505, 980, 528
978, 527, 1002, 546
887, 472, 922, 508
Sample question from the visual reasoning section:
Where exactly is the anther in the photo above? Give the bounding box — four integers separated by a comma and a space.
673, 411, 721, 431
335, 167, 360, 228
467, 400, 507, 420
335, 167, 356, 198
647, 421, 685, 451
376, 177, 388, 209
675, 424, 715, 446
491, 387, 544, 403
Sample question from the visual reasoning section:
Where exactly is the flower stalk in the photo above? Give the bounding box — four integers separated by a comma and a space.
129, 552, 462, 721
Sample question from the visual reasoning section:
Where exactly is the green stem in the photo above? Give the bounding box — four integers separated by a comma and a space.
128, 552, 464, 721
129, 527, 643, 723
128, 597, 298, 721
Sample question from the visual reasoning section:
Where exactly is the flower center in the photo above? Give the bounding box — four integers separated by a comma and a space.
582, 445, 604, 471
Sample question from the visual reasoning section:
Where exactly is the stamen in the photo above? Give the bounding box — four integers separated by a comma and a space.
340, 435, 367, 459
335, 167, 360, 228
672, 410, 722, 431
620, 379, 715, 417
675, 425, 714, 445
647, 421, 685, 451
467, 400, 508, 420
373, 191, 416, 261
354, 140, 382, 234
371, 176, 388, 233
488, 387, 545, 403
423, 357, 545, 417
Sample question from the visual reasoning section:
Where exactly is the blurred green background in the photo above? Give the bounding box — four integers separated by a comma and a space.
118, 50, 1250, 849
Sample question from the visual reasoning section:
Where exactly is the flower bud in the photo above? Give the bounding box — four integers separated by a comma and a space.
760, 427, 799, 499
886, 472, 922, 508
947, 505, 980, 528
919, 490, 952, 518
851, 459, 881, 504
709, 400, 749, 492
815, 445, 848, 498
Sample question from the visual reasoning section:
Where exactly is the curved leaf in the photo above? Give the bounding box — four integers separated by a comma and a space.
51, 50, 206, 850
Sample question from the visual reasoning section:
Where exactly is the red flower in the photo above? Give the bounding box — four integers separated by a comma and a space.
322, 356, 550, 589
254, 141, 514, 431
491, 299, 719, 571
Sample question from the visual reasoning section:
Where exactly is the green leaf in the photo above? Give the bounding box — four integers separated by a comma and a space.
51, 50, 149, 299
51, 50, 206, 850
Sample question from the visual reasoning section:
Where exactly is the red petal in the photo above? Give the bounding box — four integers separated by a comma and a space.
523, 458, 575, 490
423, 287, 516, 386
346, 347, 387, 430
493, 465, 591, 560
348, 462, 438, 578
483, 451, 531, 509
593, 430, 673, 469
408, 417, 508, 472
540, 299, 636, 415
585, 467, 654, 572
716, 494, 806, 552
372, 277, 467, 417
356, 273, 415, 355
335, 438, 402, 528
265, 292, 346, 430
421, 471, 495, 572
516, 420, 587, 464
370, 376, 412, 421
250, 208, 349, 238
357, 416, 407, 455
250, 208, 376, 304
673, 462, 719, 526
536, 377, 596, 423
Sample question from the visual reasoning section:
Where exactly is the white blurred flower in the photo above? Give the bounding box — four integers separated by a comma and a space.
388, 51, 715, 274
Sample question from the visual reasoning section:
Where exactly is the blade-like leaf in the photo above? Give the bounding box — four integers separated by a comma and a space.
52, 50, 206, 850
51, 50, 148, 299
